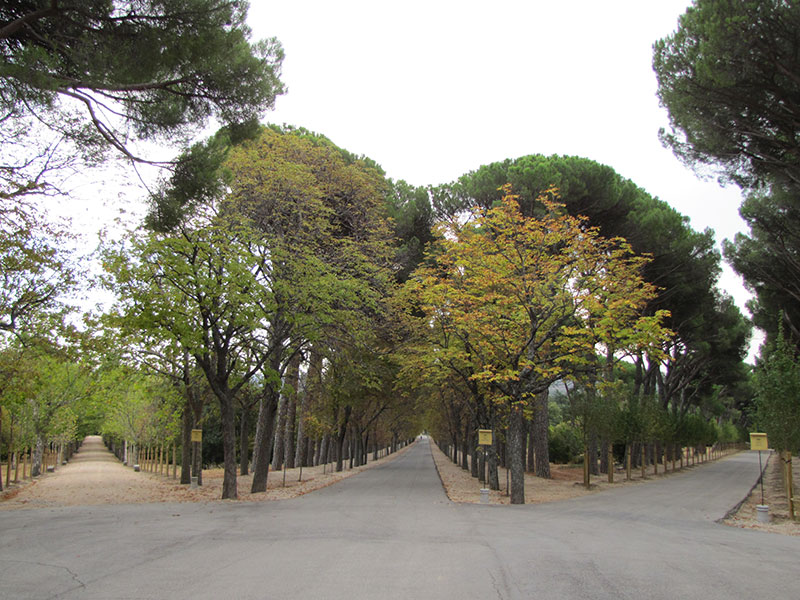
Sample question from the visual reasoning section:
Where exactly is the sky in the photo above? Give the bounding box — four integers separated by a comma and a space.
245, 0, 760, 357
61, 1, 759, 357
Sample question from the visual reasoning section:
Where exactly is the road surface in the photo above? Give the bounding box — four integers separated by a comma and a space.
1, 437, 797, 599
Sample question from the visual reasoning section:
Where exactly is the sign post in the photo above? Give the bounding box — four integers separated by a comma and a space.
750, 432, 768, 508
478, 429, 493, 503
190, 429, 202, 488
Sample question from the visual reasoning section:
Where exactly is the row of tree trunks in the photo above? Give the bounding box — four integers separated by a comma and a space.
136, 444, 179, 478
1, 438, 84, 492
2, 448, 33, 486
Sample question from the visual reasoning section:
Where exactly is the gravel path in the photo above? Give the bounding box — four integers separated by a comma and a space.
0, 436, 177, 509
0, 435, 414, 508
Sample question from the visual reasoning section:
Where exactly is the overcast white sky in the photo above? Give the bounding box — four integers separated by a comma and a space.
65, 1, 759, 356
246, 0, 759, 355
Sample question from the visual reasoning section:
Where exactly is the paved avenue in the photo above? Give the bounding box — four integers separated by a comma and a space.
1, 437, 798, 599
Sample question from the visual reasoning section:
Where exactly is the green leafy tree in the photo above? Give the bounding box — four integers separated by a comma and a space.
754, 326, 800, 453
103, 211, 281, 499
22, 354, 91, 476
105, 126, 396, 498
653, 0, 800, 189
724, 186, 800, 348
1, 0, 284, 194
0, 204, 77, 339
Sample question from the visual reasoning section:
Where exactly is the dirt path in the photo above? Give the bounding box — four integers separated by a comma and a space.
0, 435, 414, 509
0, 436, 182, 509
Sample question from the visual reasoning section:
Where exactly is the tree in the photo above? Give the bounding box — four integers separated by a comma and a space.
1, 0, 284, 188
105, 126, 397, 498
24, 354, 89, 476
724, 186, 800, 348
386, 180, 436, 283
103, 213, 279, 499
222, 126, 396, 491
653, 0, 800, 189
99, 366, 180, 469
0, 204, 77, 339
442, 153, 751, 426
406, 186, 668, 503
754, 325, 800, 518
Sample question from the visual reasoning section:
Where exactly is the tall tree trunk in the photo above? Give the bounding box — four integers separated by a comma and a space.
180, 404, 192, 484
526, 420, 535, 472
533, 389, 550, 479
295, 349, 320, 468
271, 394, 286, 472
219, 395, 238, 500
588, 430, 599, 475
250, 389, 279, 494
508, 402, 525, 504
599, 438, 609, 474
272, 352, 300, 471
0, 408, 3, 492
470, 426, 479, 478
318, 435, 327, 467
461, 421, 470, 470
31, 434, 44, 477
335, 406, 351, 472
284, 392, 297, 469
488, 422, 500, 491
239, 405, 250, 476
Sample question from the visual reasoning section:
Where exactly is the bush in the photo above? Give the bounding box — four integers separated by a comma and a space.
549, 422, 583, 464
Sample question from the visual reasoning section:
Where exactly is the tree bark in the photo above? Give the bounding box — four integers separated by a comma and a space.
219, 395, 238, 499
272, 352, 300, 471
488, 424, 500, 491
335, 406, 351, 472
31, 435, 44, 477
599, 438, 609, 474
271, 394, 286, 472
588, 430, 599, 476
470, 427, 479, 478
239, 404, 250, 476
250, 389, 279, 494
461, 421, 469, 470
526, 420, 535, 472
508, 402, 525, 504
295, 350, 320, 468
533, 389, 550, 479
284, 392, 297, 469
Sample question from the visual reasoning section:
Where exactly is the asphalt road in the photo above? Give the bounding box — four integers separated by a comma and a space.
1, 437, 797, 599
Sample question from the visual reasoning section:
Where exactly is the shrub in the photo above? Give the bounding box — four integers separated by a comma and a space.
549, 422, 583, 464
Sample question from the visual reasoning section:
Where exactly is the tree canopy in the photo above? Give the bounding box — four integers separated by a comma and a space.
403, 186, 669, 503
724, 186, 800, 348
653, 0, 800, 189
1, 0, 284, 199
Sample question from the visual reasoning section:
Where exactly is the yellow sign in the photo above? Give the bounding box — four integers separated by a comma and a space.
750, 432, 768, 451
478, 429, 493, 446
191, 429, 202, 443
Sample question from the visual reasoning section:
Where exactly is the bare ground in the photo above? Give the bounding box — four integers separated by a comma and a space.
0, 435, 412, 509
721, 450, 800, 536
427, 439, 740, 504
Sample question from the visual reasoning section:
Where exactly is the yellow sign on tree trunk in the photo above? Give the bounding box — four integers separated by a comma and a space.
478, 429, 493, 446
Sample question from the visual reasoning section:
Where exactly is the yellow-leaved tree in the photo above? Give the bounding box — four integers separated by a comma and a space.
404, 186, 670, 504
